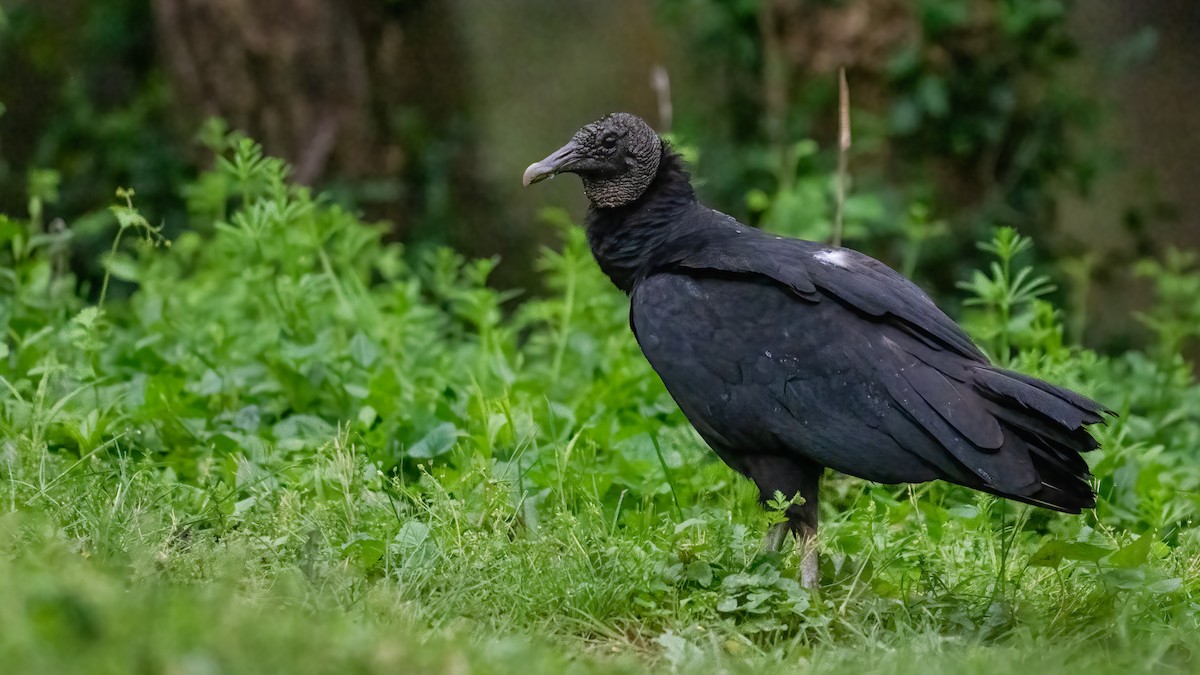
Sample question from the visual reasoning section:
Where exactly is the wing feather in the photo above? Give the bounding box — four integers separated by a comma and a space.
635, 218, 1105, 510
664, 226, 984, 360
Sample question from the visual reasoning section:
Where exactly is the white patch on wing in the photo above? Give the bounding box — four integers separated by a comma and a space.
813, 248, 851, 268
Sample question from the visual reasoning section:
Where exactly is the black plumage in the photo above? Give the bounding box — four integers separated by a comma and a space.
523, 113, 1110, 587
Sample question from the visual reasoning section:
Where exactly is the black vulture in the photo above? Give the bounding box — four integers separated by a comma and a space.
522, 112, 1109, 588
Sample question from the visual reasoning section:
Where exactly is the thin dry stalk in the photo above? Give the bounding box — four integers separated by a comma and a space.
834, 67, 852, 248
651, 65, 673, 133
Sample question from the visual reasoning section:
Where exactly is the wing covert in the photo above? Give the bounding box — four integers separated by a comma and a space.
660, 221, 985, 361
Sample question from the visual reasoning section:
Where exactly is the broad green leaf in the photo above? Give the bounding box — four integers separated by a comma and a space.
1108, 532, 1155, 569
342, 535, 386, 569
685, 561, 713, 588
349, 331, 379, 368
407, 422, 458, 459
1028, 540, 1112, 567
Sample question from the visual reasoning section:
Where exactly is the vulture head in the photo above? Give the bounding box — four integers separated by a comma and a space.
522, 112, 662, 208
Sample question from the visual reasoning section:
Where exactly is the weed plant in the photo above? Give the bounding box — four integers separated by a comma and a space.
1, 133, 1198, 673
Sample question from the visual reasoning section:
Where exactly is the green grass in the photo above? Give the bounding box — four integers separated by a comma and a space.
2, 135, 1199, 673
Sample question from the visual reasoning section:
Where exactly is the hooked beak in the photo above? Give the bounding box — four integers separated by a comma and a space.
522, 140, 582, 187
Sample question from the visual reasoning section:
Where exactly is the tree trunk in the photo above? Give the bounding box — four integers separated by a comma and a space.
151, 0, 479, 239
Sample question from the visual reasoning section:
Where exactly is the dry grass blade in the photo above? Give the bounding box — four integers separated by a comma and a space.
834, 67, 851, 248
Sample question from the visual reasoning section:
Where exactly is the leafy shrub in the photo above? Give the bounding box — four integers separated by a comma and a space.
1, 131, 1200, 669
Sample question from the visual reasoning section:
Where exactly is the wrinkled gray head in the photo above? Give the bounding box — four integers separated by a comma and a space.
522, 113, 662, 208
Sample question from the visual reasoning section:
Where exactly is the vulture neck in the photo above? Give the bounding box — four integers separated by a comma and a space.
584, 147, 698, 294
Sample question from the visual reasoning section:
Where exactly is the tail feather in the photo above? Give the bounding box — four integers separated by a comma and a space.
973, 367, 1108, 429
969, 366, 1109, 513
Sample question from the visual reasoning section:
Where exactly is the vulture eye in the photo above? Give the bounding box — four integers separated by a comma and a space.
601, 134, 618, 151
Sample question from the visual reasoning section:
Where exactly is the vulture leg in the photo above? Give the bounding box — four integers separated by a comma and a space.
763, 522, 789, 552
794, 518, 819, 590
786, 475, 820, 589
762, 520, 817, 588
748, 455, 823, 589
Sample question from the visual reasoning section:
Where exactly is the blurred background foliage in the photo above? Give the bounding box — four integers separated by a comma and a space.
0, 0, 1196, 353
